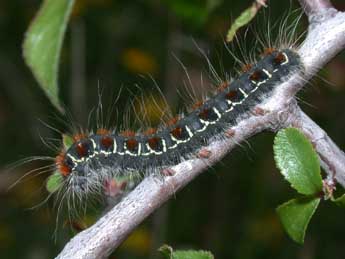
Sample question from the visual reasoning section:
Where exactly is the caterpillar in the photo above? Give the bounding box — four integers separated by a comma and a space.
52, 48, 302, 209
10, 8, 306, 223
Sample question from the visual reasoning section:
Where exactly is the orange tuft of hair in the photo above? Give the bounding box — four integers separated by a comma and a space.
191, 101, 203, 110
73, 133, 87, 142
55, 152, 71, 177
143, 128, 157, 136
165, 116, 180, 126
262, 47, 276, 56
217, 81, 230, 92
120, 130, 136, 137
96, 128, 110, 135
241, 63, 253, 73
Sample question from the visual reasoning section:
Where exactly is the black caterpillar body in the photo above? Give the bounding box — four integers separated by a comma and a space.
57, 49, 301, 193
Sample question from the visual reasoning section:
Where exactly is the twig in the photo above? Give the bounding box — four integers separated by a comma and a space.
56, 1, 345, 258
298, 0, 333, 17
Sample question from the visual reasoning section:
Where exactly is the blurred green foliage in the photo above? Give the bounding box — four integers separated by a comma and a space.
163, 0, 222, 27
0, 0, 345, 258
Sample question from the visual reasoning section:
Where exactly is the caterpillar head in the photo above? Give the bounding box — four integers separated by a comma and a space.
51, 137, 105, 199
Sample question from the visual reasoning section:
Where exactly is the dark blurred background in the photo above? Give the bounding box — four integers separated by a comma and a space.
0, 0, 345, 258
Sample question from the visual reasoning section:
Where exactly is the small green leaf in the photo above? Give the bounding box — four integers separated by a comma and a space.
63, 134, 74, 149
277, 197, 320, 244
23, 0, 76, 111
332, 194, 345, 207
159, 245, 214, 259
159, 245, 173, 259
46, 172, 64, 193
273, 128, 322, 195
173, 251, 214, 259
226, 1, 266, 42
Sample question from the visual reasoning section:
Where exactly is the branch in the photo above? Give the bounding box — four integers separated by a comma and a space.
298, 0, 333, 17
56, 2, 345, 259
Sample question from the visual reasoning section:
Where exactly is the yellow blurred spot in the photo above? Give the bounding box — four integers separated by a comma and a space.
122, 48, 158, 75
64, 214, 98, 233
10, 168, 45, 208
120, 227, 151, 255
249, 212, 283, 246
134, 94, 169, 125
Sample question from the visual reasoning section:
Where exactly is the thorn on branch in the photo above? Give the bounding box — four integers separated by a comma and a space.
161, 168, 176, 177
198, 148, 212, 159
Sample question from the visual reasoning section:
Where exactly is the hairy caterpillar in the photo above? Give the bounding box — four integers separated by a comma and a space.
12, 9, 305, 223
52, 49, 301, 206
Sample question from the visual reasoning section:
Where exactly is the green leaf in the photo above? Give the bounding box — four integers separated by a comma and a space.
63, 134, 74, 149
46, 172, 64, 193
332, 194, 345, 207
273, 128, 322, 195
173, 251, 214, 259
277, 197, 320, 244
23, 0, 76, 111
159, 245, 174, 259
226, 1, 265, 42
159, 245, 214, 259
